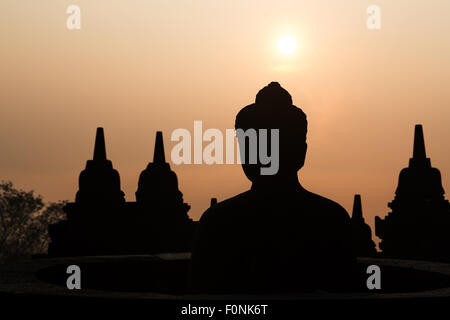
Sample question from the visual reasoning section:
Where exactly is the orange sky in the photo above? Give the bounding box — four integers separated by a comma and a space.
1, 1, 450, 248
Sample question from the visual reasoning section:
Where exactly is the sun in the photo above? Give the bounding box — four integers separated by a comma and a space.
278, 35, 297, 55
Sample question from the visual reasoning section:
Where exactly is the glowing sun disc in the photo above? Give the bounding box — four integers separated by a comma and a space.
278, 35, 297, 55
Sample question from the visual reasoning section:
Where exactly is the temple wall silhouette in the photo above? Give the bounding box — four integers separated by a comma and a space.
376, 124, 450, 262
48, 128, 196, 257
30, 84, 448, 299
46, 124, 450, 264
46, 92, 448, 276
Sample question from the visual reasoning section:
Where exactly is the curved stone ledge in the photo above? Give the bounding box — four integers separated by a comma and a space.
1, 254, 450, 301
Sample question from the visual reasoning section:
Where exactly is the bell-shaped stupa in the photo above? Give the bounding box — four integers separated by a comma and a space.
351, 194, 377, 257
375, 125, 450, 262
76, 127, 125, 204
136, 132, 185, 208
135, 131, 194, 253
48, 129, 196, 257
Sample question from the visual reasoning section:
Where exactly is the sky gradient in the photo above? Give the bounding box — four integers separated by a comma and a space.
2, 0, 450, 248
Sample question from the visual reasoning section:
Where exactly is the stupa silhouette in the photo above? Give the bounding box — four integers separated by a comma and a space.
351, 194, 377, 257
48, 128, 196, 256
375, 125, 450, 262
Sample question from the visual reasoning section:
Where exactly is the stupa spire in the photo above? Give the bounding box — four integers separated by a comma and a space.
93, 127, 107, 161
413, 124, 426, 160
352, 194, 363, 221
153, 131, 166, 164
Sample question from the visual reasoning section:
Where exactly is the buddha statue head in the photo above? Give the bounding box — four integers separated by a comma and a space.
235, 82, 307, 185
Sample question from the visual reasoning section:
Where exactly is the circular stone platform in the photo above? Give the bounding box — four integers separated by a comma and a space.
1, 254, 450, 301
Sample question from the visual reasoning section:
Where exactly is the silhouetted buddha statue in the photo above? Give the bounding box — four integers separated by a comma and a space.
189, 82, 355, 293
